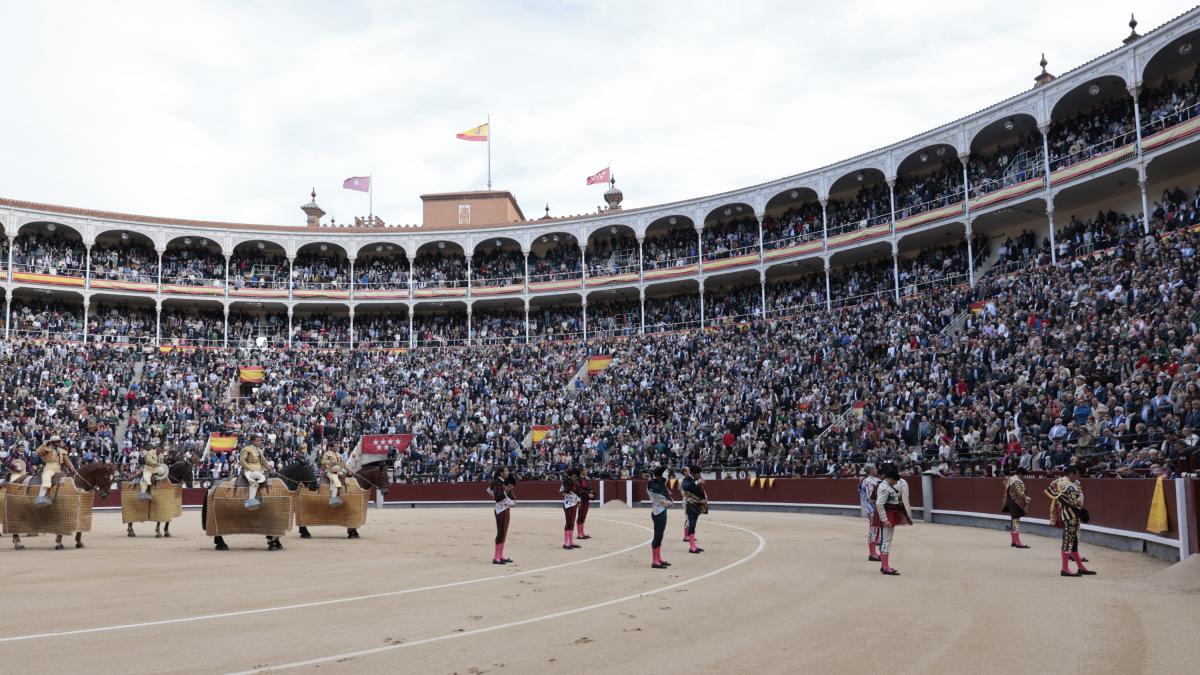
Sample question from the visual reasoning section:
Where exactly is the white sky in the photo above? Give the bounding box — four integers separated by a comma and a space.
0, 1, 1190, 227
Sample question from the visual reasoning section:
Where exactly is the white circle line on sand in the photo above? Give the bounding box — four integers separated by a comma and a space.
0, 515, 652, 644
228, 520, 767, 674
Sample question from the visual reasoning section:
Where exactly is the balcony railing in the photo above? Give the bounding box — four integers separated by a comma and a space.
1049, 129, 1137, 172
826, 212, 890, 238
894, 189, 963, 220
702, 241, 759, 262
763, 230, 822, 251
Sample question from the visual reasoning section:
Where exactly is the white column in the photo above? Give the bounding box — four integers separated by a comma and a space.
579, 243, 587, 284
155, 300, 161, 347
408, 305, 415, 348
1039, 123, 1058, 265
887, 178, 897, 234
581, 298, 587, 340
156, 248, 163, 290
637, 237, 644, 284
466, 305, 473, 345
4, 294, 10, 341
82, 297, 89, 343
698, 280, 705, 328
964, 221, 975, 286
287, 308, 293, 348
756, 211, 765, 259
759, 268, 767, 318
695, 226, 704, 274
223, 306, 229, 348
524, 298, 530, 344
287, 256, 295, 302
891, 240, 901, 302
6, 234, 13, 282
823, 257, 832, 310
639, 288, 645, 334
1130, 85, 1152, 235
84, 243, 92, 288
348, 257, 356, 302
466, 257, 472, 299
820, 199, 829, 251
522, 248, 530, 292
224, 254, 230, 298
348, 307, 355, 349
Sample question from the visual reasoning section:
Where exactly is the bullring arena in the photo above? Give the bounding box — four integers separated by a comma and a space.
1, 490, 1197, 675
5, 3, 1200, 674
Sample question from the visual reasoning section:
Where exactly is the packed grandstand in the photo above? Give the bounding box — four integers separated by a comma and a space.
1, 15, 1199, 487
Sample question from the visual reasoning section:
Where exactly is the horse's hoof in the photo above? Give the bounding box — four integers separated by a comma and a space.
215, 543, 229, 551
75, 542, 84, 549
128, 532, 136, 538
54, 544, 65, 551
14, 544, 24, 551
164, 532, 172, 538
300, 531, 312, 539
155, 533, 162, 538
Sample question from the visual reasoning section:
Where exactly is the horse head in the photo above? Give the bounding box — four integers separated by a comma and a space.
355, 463, 391, 494
279, 461, 318, 491
78, 462, 115, 499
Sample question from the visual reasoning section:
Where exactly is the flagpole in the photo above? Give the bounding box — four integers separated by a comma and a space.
369, 172, 373, 222
487, 113, 492, 190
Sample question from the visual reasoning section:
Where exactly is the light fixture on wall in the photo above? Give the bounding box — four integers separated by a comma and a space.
1179, 42, 1192, 56
120, 232, 129, 240
724, 208, 732, 216
184, 237, 192, 245
46, 223, 57, 232
199, 239, 207, 246
257, 242, 265, 250
919, 152, 929, 162
438, 242, 446, 249
936, 147, 946, 157
790, 191, 799, 199
855, 172, 864, 182
1088, 83, 1101, 96
376, 245, 383, 252
320, 244, 328, 252
668, 217, 677, 225
1004, 118, 1015, 131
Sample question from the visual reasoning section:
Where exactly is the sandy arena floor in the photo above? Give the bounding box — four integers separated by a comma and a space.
0, 505, 1195, 674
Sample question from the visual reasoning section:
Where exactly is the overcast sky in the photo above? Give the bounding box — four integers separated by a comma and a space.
0, 1, 1189, 227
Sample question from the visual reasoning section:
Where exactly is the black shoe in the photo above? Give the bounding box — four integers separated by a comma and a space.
689, 548, 704, 554
501, 558, 513, 563
578, 534, 591, 539
569, 544, 581, 549
652, 562, 668, 569
215, 542, 230, 551
1078, 569, 1097, 575
1011, 543, 1030, 549
880, 568, 900, 576
660, 560, 671, 567
868, 555, 882, 562
1081, 557, 1089, 563
1061, 570, 1082, 577
493, 559, 506, 565
563, 545, 573, 550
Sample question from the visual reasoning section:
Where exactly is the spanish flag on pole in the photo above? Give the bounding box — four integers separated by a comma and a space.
209, 433, 238, 453
587, 355, 613, 375
239, 366, 264, 383
456, 122, 489, 141
531, 425, 553, 443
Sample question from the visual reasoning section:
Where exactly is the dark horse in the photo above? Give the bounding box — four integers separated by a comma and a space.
125, 460, 194, 538
200, 475, 284, 552
11, 462, 116, 550
280, 461, 390, 539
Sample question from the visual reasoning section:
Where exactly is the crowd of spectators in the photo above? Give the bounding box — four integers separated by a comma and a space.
161, 308, 226, 346
291, 252, 349, 290
412, 249, 467, 288
292, 314, 350, 347
474, 308, 526, 344
531, 306, 582, 341
528, 240, 581, 281
89, 304, 155, 344
90, 241, 157, 284
1, 196, 1197, 484
230, 249, 289, 289
161, 247, 225, 286
356, 255, 410, 289
762, 203, 823, 250
7, 300, 84, 340
354, 313, 411, 349
472, 247, 524, 287
701, 218, 759, 260
586, 233, 639, 276
642, 228, 698, 269
826, 183, 891, 236
11, 232, 86, 276
893, 158, 963, 219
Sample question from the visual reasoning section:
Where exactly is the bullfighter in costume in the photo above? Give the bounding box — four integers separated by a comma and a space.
489, 467, 516, 565
1002, 467, 1031, 548
647, 466, 674, 569
682, 464, 708, 554
573, 468, 594, 540
560, 467, 582, 549
240, 433, 269, 509
1045, 465, 1096, 577
35, 435, 75, 507
320, 445, 348, 507
874, 464, 912, 575
138, 446, 169, 501
859, 463, 883, 561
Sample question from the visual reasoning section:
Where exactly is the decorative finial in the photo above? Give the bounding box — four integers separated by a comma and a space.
545, 203, 550, 216
1040, 53, 1048, 71
311, 187, 316, 200
1034, 53, 1056, 87
610, 176, 616, 188
1124, 13, 1141, 45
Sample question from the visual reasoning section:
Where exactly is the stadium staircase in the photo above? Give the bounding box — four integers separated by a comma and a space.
937, 237, 1006, 338
113, 357, 146, 447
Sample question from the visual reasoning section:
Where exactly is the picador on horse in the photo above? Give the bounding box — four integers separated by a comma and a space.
277, 440, 391, 539
201, 432, 293, 551
1, 435, 116, 550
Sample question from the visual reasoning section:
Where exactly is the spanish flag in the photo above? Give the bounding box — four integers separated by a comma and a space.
851, 401, 866, 418
587, 355, 613, 375
239, 366, 264, 383
969, 300, 987, 315
209, 433, 238, 453
531, 425, 553, 443
1146, 476, 1169, 534
456, 123, 489, 141
381, 348, 408, 353
160, 346, 174, 354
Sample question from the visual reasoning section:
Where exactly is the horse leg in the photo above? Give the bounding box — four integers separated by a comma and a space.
75, 532, 84, 549
214, 536, 229, 551
12, 534, 23, 551
299, 526, 311, 539
163, 522, 171, 538
155, 523, 162, 538
127, 523, 136, 537
55, 535, 65, 551
347, 528, 359, 539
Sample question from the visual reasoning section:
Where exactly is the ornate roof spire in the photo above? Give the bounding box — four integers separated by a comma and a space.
1034, 53, 1056, 87
1123, 13, 1141, 45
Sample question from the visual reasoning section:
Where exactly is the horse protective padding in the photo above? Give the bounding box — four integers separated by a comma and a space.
2, 483, 94, 536
294, 480, 368, 528
205, 477, 293, 537
120, 481, 183, 524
